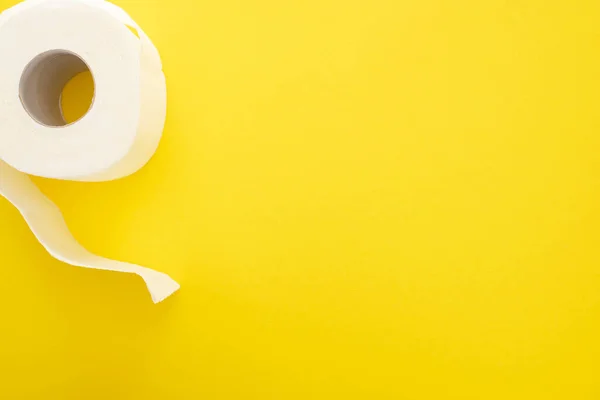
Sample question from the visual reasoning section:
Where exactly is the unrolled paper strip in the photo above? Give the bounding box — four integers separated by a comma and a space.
0, 0, 180, 303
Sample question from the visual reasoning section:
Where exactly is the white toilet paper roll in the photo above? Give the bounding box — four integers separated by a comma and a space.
0, 0, 180, 303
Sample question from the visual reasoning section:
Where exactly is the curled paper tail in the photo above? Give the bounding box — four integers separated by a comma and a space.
0, 161, 180, 303
137, 268, 181, 303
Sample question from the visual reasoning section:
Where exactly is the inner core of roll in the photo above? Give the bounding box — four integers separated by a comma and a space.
19, 50, 94, 127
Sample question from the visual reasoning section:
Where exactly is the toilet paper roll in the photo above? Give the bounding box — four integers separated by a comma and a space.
0, 0, 180, 303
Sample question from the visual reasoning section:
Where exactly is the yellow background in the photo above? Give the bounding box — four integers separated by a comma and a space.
1, 0, 600, 398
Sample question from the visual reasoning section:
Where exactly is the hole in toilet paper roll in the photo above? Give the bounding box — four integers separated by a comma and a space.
19, 50, 95, 127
